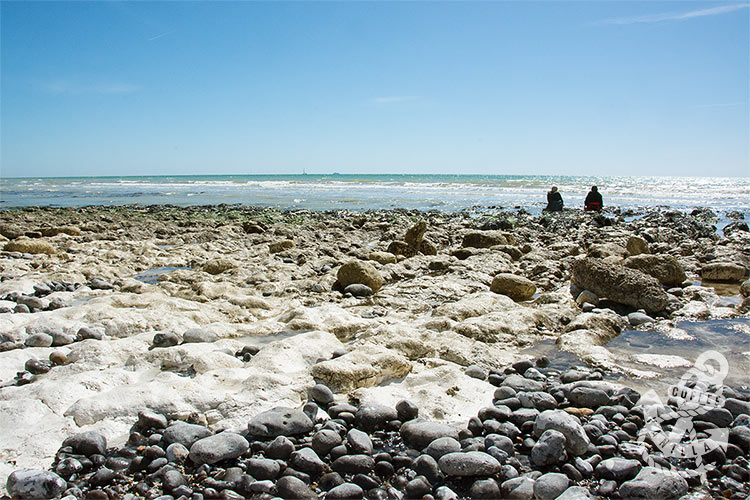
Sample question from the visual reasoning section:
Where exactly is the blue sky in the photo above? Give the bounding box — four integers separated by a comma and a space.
1, 1, 748, 178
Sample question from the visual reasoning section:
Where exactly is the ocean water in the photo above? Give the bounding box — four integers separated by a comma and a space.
1, 174, 749, 217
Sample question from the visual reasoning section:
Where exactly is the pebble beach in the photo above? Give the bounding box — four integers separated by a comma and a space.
0, 204, 749, 500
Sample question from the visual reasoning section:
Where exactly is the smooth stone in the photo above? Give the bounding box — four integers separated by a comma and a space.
327, 483, 364, 500
502, 374, 544, 392
469, 478, 501, 499
138, 410, 168, 429
595, 457, 641, 482
245, 458, 281, 480
275, 475, 316, 500
165, 443, 189, 464
312, 429, 343, 457
24, 333, 53, 347
151, 332, 179, 348
396, 399, 419, 421
435, 486, 459, 500
62, 431, 107, 456
77, 326, 103, 340
89, 277, 115, 290
400, 420, 460, 449
569, 387, 610, 409
247, 407, 313, 437
331, 455, 376, 475
50, 332, 75, 346
161, 422, 212, 448
188, 431, 249, 464
531, 429, 567, 466
533, 472, 570, 500
424, 436, 461, 460
628, 312, 655, 326
484, 434, 514, 456
500, 476, 535, 499
266, 435, 295, 459
405, 476, 433, 498
618, 467, 688, 500
289, 447, 326, 476
438, 451, 501, 477
346, 428, 373, 455
355, 404, 398, 432
343, 284, 373, 297
534, 410, 590, 456
309, 383, 335, 405
413, 454, 441, 484
518, 391, 558, 411
182, 328, 219, 343
465, 364, 488, 380
556, 485, 595, 499
24, 358, 53, 375
6, 469, 67, 499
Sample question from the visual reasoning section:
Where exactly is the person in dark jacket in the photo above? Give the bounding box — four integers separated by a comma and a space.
584, 185, 603, 211
545, 186, 563, 212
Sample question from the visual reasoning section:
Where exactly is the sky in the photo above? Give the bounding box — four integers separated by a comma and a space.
1, 1, 748, 178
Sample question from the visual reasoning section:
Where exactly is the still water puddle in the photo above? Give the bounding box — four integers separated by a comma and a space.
606, 318, 750, 395
134, 266, 190, 284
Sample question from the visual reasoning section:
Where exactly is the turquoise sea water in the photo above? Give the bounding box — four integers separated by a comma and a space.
1, 174, 749, 216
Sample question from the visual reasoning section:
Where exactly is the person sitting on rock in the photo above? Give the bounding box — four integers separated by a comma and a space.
584, 186, 603, 212
544, 186, 563, 212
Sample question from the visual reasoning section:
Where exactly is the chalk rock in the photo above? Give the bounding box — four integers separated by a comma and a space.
572, 258, 668, 313
369, 251, 397, 265
189, 431, 249, 465
701, 262, 746, 282
247, 407, 313, 438
6, 469, 67, 499
202, 258, 237, 275
4, 238, 56, 255
623, 254, 686, 286
337, 260, 384, 292
626, 236, 649, 256
490, 273, 536, 301
269, 239, 295, 253
311, 344, 411, 392
462, 231, 513, 248
40, 226, 81, 237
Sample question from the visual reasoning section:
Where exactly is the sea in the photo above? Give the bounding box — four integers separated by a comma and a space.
1, 174, 749, 218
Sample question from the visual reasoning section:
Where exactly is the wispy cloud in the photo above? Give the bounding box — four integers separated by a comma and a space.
41, 80, 140, 95
370, 96, 421, 105
148, 31, 174, 42
599, 3, 749, 25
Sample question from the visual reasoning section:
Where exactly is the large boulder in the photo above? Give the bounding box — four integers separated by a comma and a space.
462, 231, 513, 248
311, 345, 411, 392
4, 238, 56, 255
571, 258, 669, 313
701, 262, 746, 282
490, 273, 536, 301
202, 258, 237, 275
623, 254, 686, 286
337, 260, 384, 292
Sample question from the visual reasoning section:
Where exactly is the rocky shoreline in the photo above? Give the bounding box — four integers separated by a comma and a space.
0, 205, 749, 499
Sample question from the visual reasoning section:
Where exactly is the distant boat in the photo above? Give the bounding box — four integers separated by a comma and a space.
302, 168, 308, 175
